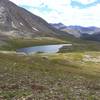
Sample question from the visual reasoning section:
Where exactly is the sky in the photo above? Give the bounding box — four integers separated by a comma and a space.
10, 0, 100, 27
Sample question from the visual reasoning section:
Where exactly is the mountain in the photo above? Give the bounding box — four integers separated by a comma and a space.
51, 23, 81, 37
51, 23, 100, 39
68, 26, 100, 35
0, 0, 78, 50
50, 23, 66, 30
81, 32, 100, 41
0, 0, 66, 39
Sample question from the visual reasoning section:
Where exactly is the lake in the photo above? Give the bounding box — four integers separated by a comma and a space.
17, 44, 72, 54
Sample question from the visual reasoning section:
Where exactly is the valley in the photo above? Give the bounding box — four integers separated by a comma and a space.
0, 0, 100, 99
0, 37, 100, 99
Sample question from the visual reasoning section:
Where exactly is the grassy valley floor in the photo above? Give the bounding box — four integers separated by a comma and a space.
0, 37, 100, 99
0, 52, 100, 100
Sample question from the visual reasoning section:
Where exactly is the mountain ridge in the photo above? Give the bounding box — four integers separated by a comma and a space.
51, 23, 100, 41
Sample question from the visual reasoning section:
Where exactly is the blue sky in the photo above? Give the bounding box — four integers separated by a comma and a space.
10, 0, 100, 26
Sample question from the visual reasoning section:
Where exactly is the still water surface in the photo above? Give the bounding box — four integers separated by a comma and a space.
17, 44, 72, 54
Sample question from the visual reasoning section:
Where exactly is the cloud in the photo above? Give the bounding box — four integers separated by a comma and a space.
72, 0, 96, 5
9, 0, 100, 27
10, 0, 43, 7
61, 3, 100, 26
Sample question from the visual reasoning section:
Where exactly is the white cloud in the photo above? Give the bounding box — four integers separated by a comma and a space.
10, 0, 43, 7
10, 0, 70, 7
9, 0, 100, 27
72, 0, 96, 5
61, 4, 100, 26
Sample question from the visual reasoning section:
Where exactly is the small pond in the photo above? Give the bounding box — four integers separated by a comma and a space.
17, 44, 72, 54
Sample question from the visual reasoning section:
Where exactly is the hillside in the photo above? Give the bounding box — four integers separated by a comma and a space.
0, 0, 65, 38
81, 32, 100, 41
0, 0, 78, 50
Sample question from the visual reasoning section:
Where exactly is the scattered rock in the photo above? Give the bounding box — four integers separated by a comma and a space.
31, 84, 46, 92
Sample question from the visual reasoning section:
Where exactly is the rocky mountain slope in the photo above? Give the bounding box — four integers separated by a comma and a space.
0, 0, 64, 39
0, 0, 79, 50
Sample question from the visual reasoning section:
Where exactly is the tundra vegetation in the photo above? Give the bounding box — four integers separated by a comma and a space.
0, 38, 100, 100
